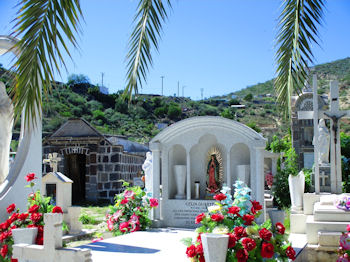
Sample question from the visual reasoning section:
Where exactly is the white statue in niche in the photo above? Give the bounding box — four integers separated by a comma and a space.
142, 152, 153, 193
0, 82, 14, 183
314, 119, 330, 165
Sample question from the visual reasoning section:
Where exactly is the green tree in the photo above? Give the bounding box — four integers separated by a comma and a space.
244, 93, 253, 102
167, 103, 181, 120
67, 74, 90, 86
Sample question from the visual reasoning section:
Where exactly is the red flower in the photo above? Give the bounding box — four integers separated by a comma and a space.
28, 205, 40, 214
251, 200, 262, 214
234, 226, 247, 240
213, 193, 226, 201
6, 204, 16, 214
52, 206, 63, 214
150, 198, 158, 208
195, 213, 206, 224
0, 231, 11, 243
286, 246, 296, 260
259, 228, 272, 241
119, 222, 129, 233
236, 248, 248, 262
0, 244, 8, 257
186, 244, 196, 258
25, 173, 37, 182
261, 242, 274, 258
195, 243, 203, 255
18, 213, 29, 221
0, 221, 9, 231
242, 237, 256, 251
11, 259, 18, 262
121, 198, 129, 205
9, 213, 18, 224
242, 214, 255, 225
30, 213, 42, 224
211, 213, 224, 222
228, 206, 241, 215
198, 255, 205, 262
228, 233, 237, 248
275, 222, 285, 235
197, 233, 202, 243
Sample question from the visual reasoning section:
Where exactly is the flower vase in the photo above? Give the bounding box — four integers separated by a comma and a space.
174, 165, 186, 199
201, 233, 229, 262
12, 227, 38, 244
268, 209, 285, 225
288, 170, 305, 212
12, 227, 38, 262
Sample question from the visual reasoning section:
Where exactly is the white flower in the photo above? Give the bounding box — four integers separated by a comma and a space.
212, 226, 229, 234
208, 205, 221, 213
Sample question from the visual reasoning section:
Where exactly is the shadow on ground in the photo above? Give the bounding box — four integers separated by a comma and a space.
79, 242, 160, 254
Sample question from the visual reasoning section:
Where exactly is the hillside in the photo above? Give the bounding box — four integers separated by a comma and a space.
1, 57, 350, 144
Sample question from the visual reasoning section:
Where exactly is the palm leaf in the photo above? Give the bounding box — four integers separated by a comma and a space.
275, 0, 324, 118
124, 0, 171, 99
9, 0, 83, 129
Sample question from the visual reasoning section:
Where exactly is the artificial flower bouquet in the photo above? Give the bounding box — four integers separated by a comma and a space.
335, 195, 350, 211
183, 181, 296, 262
106, 181, 158, 236
337, 224, 350, 261
0, 173, 63, 262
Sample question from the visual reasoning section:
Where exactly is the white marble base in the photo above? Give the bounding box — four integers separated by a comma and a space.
290, 214, 308, 234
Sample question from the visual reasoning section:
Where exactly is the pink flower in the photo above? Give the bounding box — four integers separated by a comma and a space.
340, 232, 350, 250
52, 206, 63, 214
124, 190, 135, 199
119, 222, 129, 233
112, 210, 123, 221
25, 173, 37, 182
130, 223, 141, 232
347, 224, 350, 232
92, 237, 104, 243
150, 198, 158, 208
6, 204, 16, 214
107, 218, 114, 231
129, 214, 140, 224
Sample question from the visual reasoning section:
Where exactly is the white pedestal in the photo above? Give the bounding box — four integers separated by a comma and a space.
289, 171, 305, 212
201, 233, 229, 262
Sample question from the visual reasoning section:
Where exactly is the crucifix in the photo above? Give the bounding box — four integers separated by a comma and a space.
43, 153, 62, 173
323, 81, 349, 193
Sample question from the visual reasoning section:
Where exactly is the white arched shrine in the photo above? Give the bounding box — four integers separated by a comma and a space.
0, 36, 42, 222
149, 116, 267, 228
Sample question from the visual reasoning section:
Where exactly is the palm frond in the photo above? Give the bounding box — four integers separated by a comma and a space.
275, 0, 324, 118
124, 0, 171, 99
10, 0, 83, 129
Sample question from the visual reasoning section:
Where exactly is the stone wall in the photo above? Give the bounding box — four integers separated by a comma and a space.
43, 139, 145, 203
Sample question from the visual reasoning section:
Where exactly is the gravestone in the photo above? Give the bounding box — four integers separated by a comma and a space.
148, 116, 267, 227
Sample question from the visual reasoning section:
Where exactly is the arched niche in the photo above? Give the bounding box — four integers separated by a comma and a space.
168, 144, 186, 199
190, 134, 226, 199
230, 143, 250, 186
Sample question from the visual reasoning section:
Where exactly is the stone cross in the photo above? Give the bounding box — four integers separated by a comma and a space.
12, 213, 92, 262
319, 171, 328, 187
297, 78, 350, 193
43, 153, 62, 173
323, 81, 349, 193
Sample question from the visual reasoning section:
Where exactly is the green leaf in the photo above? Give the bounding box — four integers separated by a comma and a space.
180, 237, 193, 246
124, 0, 171, 99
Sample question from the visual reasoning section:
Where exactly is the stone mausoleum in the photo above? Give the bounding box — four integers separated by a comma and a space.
43, 118, 148, 204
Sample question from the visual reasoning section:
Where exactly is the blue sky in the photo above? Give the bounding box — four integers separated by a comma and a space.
0, 0, 350, 100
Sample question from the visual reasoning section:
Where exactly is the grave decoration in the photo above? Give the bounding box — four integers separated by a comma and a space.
335, 195, 350, 211
182, 181, 295, 262
337, 224, 350, 262
106, 181, 159, 236
0, 173, 64, 262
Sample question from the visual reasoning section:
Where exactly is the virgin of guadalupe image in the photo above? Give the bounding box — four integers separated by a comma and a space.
207, 154, 220, 193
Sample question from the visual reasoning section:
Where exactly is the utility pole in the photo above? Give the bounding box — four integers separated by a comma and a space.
182, 85, 186, 97
200, 88, 204, 100
101, 72, 104, 87
177, 81, 180, 97
161, 76, 164, 96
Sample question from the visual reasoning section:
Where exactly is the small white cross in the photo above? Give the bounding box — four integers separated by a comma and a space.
43, 153, 62, 173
